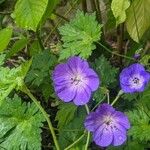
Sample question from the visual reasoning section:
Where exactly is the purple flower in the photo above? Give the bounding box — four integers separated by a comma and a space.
84, 104, 130, 147
52, 56, 100, 105
120, 63, 150, 93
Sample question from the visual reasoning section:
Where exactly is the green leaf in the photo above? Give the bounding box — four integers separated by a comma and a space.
12, 0, 49, 31
0, 28, 12, 52
127, 108, 150, 142
0, 58, 32, 104
6, 38, 28, 58
58, 107, 86, 149
93, 55, 118, 87
55, 103, 77, 129
140, 54, 150, 67
59, 10, 102, 60
25, 50, 57, 86
126, 0, 150, 42
29, 40, 42, 56
0, 95, 45, 150
111, 0, 130, 25
42, 0, 60, 22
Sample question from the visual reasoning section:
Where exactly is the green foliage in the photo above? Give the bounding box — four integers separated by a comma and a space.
0, 56, 32, 104
58, 107, 86, 149
42, 0, 60, 22
140, 54, 150, 67
0, 28, 12, 52
0, 95, 45, 150
29, 40, 42, 56
26, 50, 57, 86
127, 88, 150, 143
25, 50, 57, 100
12, 0, 48, 31
55, 103, 77, 129
126, 0, 150, 42
59, 10, 102, 60
127, 108, 150, 142
111, 0, 130, 25
93, 55, 118, 87
6, 37, 28, 58
122, 93, 138, 101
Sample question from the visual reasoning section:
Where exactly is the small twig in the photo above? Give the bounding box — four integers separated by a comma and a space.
97, 42, 134, 60
54, 12, 69, 22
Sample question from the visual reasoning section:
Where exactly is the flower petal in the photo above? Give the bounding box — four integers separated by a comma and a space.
85, 69, 100, 91
55, 85, 76, 102
113, 111, 130, 129
112, 127, 127, 146
67, 56, 89, 72
84, 112, 97, 132
94, 126, 113, 147
52, 63, 72, 85
96, 103, 115, 115
73, 85, 91, 105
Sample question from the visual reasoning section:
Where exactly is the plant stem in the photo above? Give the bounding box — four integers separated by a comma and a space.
117, 24, 124, 65
82, 0, 87, 13
111, 90, 124, 106
21, 84, 60, 150
97, 42, 134, 60
36, 28, 44, 50
64, 132, 86, 150
85, 104, 90, 150
91, 95, 106, 111
107, 92, 110, 104
54, 12, 69, 22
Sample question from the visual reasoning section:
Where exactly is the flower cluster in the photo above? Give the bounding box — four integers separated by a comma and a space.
84, 104, 130, 147
52, 56, 150, 148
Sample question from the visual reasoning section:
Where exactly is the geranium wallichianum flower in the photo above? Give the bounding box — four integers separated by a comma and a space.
120, 63, 150, 93
84, 104, 130, 147
52, 56, 100, 105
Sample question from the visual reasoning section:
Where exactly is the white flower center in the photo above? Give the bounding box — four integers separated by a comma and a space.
129, 74, 144, 89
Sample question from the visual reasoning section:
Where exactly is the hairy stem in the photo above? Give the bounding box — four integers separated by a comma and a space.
111, 90, 124, 106
21, 84, 60, 150
85, 104, 90, 150
64, 132, 86, 150
97, 42, 134, 60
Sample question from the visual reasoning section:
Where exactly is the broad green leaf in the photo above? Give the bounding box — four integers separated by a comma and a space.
140, 54, 150, 66
0, 28, 12, 52
55, 103, 77, 129
0, 95, 45, 150
42, 0, 60, 22
29, 40, 42, 56
6, 38, 28, 58
126, 0, 150, 42
59, 10, 102, 60
111, 0, 130, 25
12, 0, 49, 31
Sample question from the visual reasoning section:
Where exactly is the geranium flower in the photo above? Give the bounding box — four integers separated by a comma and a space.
120, 63, 150, 93
84, 104, 130, 147
52, 56, 100, 105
